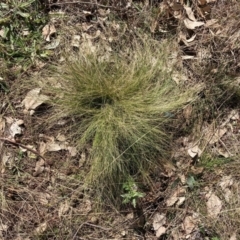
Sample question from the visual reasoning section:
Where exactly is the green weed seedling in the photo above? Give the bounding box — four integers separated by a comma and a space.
121, 178, 145, 208
186, 175, 199, 190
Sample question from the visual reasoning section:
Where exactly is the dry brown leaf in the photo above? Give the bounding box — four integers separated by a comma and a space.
67, 146, 78, 157
81, 199, 92, 214
187, 145, 202, 158
229, 232, 237, 240
220, 176, 233, 190
98, 8, 110, 17
42, 24, 56, 42
153, 213, 166, 231
166, 196, 179, 206
34, 158, 45, 176
208, 127, 227, 144
190, 166, 204, 175
156, 226, 167, 238
173, 10, 183, 19
184, 18, 204, 29
166, 187, 186, 207
1, 152, 14, 173
205, 19, 218, 27
56, 134, 66, 142
22, 88, 49, 114
58, 201, 70, 218
206, 192, 222, 217
35, 222, 47, 234
46, 142, 62, 152
219, 176, 233, 202
71, 35, 81, 48
217, 148, 230, 158
176, 197, 186, 206
39, 141, 47, 155
184, 6, 196, 21
230, 110, 239, 120
172, 228, 185, 240
9, 120, 23, 137
186, 34, 197, 43
153, 213, 167, 237
182, 215, 197, 235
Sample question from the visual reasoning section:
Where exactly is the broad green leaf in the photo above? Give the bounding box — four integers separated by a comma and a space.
187, 175, 197, 189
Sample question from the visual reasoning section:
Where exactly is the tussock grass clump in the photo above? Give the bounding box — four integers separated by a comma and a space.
53, 40, 199, 205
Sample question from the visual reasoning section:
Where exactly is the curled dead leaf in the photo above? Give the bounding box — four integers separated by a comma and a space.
42, 24, 56, 42
184, 6, 196, 21
187, 145, 202, 158
71, 35, 81, 48
184, 18, 205, 30
35, 222, 47, 234
22, 88, 49, 114
9, 120, 23, 137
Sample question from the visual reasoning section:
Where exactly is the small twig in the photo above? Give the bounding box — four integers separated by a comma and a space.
84, 222, 111, 231
0, 137, 46, 162
72, 222, 111, 239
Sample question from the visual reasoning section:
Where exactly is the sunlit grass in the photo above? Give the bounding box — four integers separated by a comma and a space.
52, 39, 200, 205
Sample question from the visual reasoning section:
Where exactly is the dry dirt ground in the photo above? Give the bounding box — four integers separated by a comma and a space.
1, 0, 240, 239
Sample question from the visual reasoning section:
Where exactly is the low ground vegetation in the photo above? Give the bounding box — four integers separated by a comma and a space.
0, 0, 240, 239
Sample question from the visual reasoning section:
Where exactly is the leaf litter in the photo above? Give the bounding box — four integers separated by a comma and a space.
22, 88, 49, 115
2, 1, 240, 239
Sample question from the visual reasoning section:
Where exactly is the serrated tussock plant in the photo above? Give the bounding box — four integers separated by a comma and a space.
52, 39, 200, 205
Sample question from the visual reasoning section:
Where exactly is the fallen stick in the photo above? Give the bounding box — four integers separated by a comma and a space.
0, 137, 46, 162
